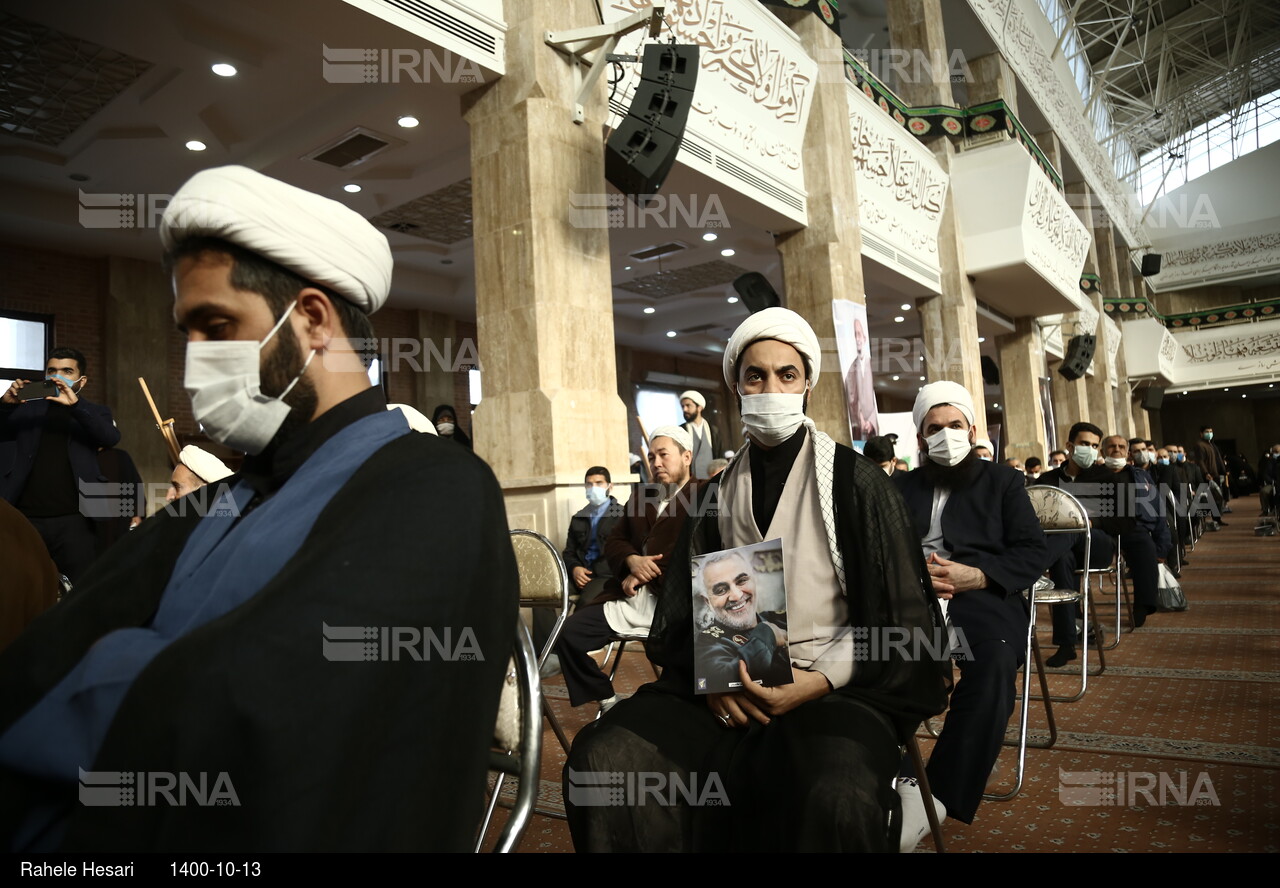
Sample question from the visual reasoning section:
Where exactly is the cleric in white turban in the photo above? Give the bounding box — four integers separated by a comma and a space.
0, 167, 520, 852
565, 304, 950, 854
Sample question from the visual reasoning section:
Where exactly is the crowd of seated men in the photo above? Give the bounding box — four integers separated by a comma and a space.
545, 366, 1260, 853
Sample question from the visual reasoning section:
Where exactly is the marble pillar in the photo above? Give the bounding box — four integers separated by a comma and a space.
462, 0, 630, 546
773, 10, 865, 446
887, 0, 986, 437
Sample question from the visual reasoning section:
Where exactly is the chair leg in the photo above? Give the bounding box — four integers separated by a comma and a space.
475, 772, 506, 853
907, 735, 945, 853
606, 639, 627, 682
542, 690, 572, 755
985, 594, 1035, 801
1025, 636, 1058, 750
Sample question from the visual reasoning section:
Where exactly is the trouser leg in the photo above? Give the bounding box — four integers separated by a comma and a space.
555, 605, 619, 707
1120, 530, 1159, 611
27, 514, 98, 589
918, 591, 1026, 824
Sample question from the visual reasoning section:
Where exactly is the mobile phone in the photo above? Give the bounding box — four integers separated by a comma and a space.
18, 380, 59, 401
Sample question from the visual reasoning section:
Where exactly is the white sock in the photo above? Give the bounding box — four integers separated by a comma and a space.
896, 777, 946, 853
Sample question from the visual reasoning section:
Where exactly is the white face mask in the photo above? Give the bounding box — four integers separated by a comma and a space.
183, 301, 315, 455
1104, 456, 1128, 471
740, 392, 806, 448
1071, 445, 1096, 469
585, 486, 609, 507
924, 427, 971, 467
436, 422, 455, 436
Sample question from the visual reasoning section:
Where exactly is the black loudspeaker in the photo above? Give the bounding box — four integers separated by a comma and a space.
1141, 253, 1162, 276
605, 44, 699, 199
732, 272, 781, 314
980, 355, 1000, 386
1058, 334, 1097, 380
1141, 385, 1165, 410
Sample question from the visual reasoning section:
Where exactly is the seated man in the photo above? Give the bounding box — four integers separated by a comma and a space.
553, 430, 697, 713
973, 439, 994, 461
0, 166, 516, 852
1024, 457, 1043, 482
893, 381, 1047, 848
563, 466, 622, 607
565, 308, 948, 852
1034, 422, 1127, 665
1100, 435, 1171, 623
1048, 450, 1068, 469
166, 445, 234, 504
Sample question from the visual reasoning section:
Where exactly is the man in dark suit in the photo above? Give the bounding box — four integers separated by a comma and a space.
1034, 422, 1127, 666
1, 347, 120, 586
893, 381, 1047, 839
554, 428, 698, 712
562, 466, 623, 606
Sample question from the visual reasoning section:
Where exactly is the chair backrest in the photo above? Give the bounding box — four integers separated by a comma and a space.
509, 529, 570, 607
1026, 485, 1090, 532
484, 619, 542, 853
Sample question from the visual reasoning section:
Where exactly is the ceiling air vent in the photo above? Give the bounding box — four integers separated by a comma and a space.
629, 241, 689, 262
305, 127, 392, 169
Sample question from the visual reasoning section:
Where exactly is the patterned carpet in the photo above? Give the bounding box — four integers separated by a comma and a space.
481, 495, 1280, 852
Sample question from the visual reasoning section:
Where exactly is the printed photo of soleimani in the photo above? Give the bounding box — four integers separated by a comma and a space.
691, 539, 792, 694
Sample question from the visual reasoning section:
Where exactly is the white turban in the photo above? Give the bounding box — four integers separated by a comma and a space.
722, 307, 822, 389
179, 445, 233, 483
387, 404, 438, 435
912, 381, 976, 433
160, 165, 393, 314
679, 390, 705, 408
975, 438, 995, 454
649, 425, 693, 453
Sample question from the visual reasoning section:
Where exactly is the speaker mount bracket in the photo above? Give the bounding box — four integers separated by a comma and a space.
546, 1, 667, 124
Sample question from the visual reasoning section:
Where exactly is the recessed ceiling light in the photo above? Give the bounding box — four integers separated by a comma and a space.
900, 303, 911, 311
919, 375, 925, 381
343, 184, 361, 193
643, 307, 655, 314
891, 375, 900, 381
1224, 387, 1229, 391
894, 316, 905, 323
666, 330, 677, 338
994, 403, 1001, 408
624, 265, 632, 271
397, 115, 419, 128
702, 232, 718, 242
977, 336, 986, 343
720, 248, 735, 257
1182, 391, 1188, 395
185, 140, 207, 151
1242, 394, 1247, 398
211, 63, 237, 77
727, 296, 739, 304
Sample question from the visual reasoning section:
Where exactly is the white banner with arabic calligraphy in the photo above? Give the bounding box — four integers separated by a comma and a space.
602, 0, 816, 224
1122, 316, 1280, 389
847, 82, 946, 292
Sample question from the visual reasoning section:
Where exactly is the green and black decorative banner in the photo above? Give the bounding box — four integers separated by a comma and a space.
761, 0, 841, 36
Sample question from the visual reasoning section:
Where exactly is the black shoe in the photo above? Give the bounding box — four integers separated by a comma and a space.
1046, 645, 1077, 668
1133, 605, 1156, 628
1218, 520, 1230, 526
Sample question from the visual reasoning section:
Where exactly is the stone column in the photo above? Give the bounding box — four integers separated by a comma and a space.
887, 0, 986, 437
1087, 227, 1122, 435
967, 52, 1019, 114
1112, 328, 1135, 439
996, 317, 1048, 460
105, 256, 173, 514
1049, 181, 1097, 445
772, 10, 865, 446
1132, 397, 1153, 441
413, 310, 457, 414
462, 0, 630, 546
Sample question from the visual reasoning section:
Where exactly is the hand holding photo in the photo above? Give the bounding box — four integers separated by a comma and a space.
692, 538, 792, 695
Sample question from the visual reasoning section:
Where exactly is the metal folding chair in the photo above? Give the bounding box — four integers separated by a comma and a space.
509, 529, 572, 754
476, 620, 542, 853
1023, 486, 1106, 704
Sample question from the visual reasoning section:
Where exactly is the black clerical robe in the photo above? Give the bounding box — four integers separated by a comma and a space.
0, 388, 517, 852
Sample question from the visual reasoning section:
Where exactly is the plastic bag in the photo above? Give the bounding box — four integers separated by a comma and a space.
1156, 563, 1187, 612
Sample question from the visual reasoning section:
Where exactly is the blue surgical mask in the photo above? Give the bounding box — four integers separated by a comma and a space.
46, 373, 81, 391
1159, 458, 1170, 466
1203, 432, 1214, 441
1071, 445, 1096, 469
1176, 453, 1185, 463
585, 486, 608, 507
